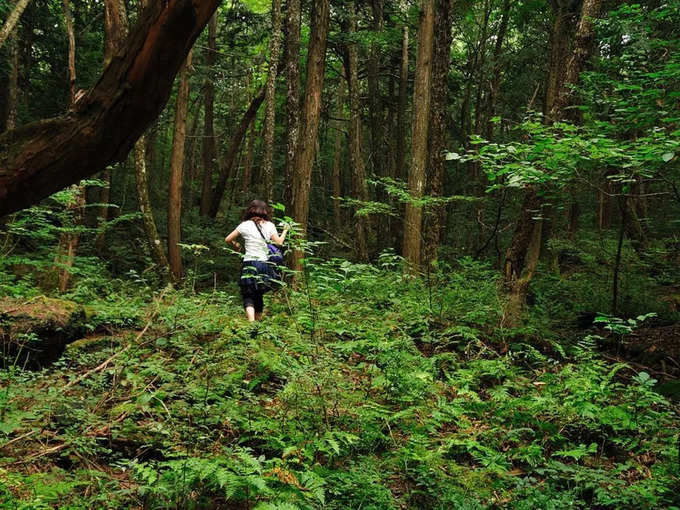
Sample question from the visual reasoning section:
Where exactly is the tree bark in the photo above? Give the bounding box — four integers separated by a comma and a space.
134, 135, 170, 278
242, 118, 257, 196
367, 0, 384, 177
55, 0, 79, 292
103, 0, 128, 64
422, 0, 453, 265
290, 0, 330, 272
402, 0, 435, 273
545, 0, 577, 119
0, 0, 31, 51
209, 89, 265, 218
199, 14, 217, 217
503, 0, 602, 324
346, 0, 368, 261
283, 0, 301, 210
331, 79, 345, 231
167, 51, 192, 282
550, 0, 602, 122
0, 0, 221, 218
97, 0, 129, 252
483, 0, 511, 140
5, 26, 19, 131
396, 21, 409, 180
262, 0, 283, 203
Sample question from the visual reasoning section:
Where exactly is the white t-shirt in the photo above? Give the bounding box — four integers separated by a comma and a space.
236, 220, 278, 261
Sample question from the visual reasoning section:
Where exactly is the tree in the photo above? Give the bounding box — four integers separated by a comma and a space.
345, 0, 369, 261
262, 0, 283, 203
0, 0, 221, 217
283, 0, 301, 209
331, 80, 346, 230
134, 135, 170, 278
0, 0, 31, 51
208, 89, 265, 218
168, 51, 193, 282
403, 0, 435, 272
290, 0, 330, 272
199, 14, 218, 217
422, 0, 454, 265
97, 0, 130, 252
502, 0, 603, 324
54, 0, 81, 292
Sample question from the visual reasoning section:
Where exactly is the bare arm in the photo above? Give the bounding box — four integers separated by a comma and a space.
270, 224, 290, 245
225, 228, 241, 251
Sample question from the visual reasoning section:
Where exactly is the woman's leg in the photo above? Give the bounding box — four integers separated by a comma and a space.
242, 288, 257, 322
254, 292, 264, 321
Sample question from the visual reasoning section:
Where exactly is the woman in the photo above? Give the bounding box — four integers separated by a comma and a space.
225, 200, 289, 322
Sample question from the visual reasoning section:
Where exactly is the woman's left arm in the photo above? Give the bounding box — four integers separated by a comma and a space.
269, 224, 290, 245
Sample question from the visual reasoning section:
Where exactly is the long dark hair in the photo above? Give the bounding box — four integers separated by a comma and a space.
241, 199, 271, 223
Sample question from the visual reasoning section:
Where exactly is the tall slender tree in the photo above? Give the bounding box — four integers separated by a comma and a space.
331, 80, 346, 231
422, 0, 454, 265
167, 51, 192, 282
346, 0, 368, 260
403, 0, 435, 272
199, 14, 217, 217
283, 0, 301, 209
290, 0, 330, 272
262, 0, 283, 202
55, 0, 83, 292
0, 0, 31, 51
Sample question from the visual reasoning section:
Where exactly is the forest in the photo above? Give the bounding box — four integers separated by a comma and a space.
0, 0, 679, 507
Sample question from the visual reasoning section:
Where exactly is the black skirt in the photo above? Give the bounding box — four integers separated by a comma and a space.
238, 260, 280, 294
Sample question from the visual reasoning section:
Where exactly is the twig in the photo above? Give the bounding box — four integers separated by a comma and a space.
0, 429, 37, 450
63, 319, 153, 390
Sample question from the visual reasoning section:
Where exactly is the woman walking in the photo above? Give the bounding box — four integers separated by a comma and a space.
225, 200, 289, 321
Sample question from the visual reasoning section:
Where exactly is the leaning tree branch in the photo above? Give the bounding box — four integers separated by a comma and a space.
0, 0, 221, 217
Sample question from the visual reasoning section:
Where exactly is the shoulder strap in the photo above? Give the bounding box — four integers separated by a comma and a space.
252, 220, 268, 242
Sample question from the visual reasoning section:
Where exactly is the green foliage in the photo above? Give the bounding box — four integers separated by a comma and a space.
1, 255, 678, 508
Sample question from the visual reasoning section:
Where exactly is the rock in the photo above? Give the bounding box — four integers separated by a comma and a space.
0, 296, 89, 369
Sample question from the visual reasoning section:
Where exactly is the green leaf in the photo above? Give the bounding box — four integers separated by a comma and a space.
662, 152, 675, 162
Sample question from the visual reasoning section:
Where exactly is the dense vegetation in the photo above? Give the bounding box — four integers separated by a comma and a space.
1, 0, 679, 508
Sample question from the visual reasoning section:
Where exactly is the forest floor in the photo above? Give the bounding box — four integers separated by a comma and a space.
1, 257, 679, 509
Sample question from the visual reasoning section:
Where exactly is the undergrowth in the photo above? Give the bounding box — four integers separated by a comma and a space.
0, 255, 679, 509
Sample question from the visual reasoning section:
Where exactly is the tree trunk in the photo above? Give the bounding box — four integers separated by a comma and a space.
550, 0, 602, 123
550, 0, 602, 122
209, 89, 265, 218
283, 0, 301, 210
134, 135, 170, 278
242, 118, 257, 196
97, 0, 129, 252
332, 80, 345, 231
503, 0, 603, 324
103, 0, 128, 64
396, 22, 409, 180
167, 51, 192, 282
545, 0, 577, 119
0, 0, 31, 51
502, 187, 542, 325
199, 14, 217, 217
5, 26, 19, 131
262, 0, 283, 203
55, 0, 79, 291
290, 0, 330, 272
0, 0, 221, 217
367, 0, 384, 177
346, 1, 368, 261
422, 0, 453, 265
402, 0, 435, 273
483, 0, 511, 140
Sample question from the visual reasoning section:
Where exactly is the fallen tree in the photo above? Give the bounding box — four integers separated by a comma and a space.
0, 0, 220, 217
